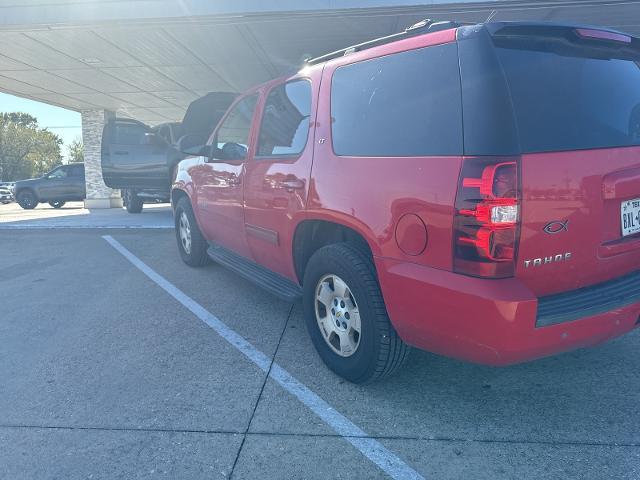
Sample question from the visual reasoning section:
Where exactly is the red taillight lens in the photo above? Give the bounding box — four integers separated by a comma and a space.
453, 157, 520, 278
575, 28, 631, 44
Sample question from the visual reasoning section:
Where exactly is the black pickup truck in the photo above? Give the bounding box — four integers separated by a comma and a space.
101, 92, 236, 213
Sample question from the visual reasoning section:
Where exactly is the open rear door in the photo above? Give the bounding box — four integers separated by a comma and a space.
101, 118, 172, 190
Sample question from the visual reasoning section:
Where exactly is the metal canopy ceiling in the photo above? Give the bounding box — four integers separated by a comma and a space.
0, 0, 639, 124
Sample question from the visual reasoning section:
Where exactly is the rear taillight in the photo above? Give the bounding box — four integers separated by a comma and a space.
575, 28, 631, 44
453, 157, 520, 278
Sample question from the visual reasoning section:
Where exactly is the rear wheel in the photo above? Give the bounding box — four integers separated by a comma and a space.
48, 201, 65, 209
17, 190, 37, 210
174, 197, 209, 267
123, 189, 143, 214
303, 243, 410, 383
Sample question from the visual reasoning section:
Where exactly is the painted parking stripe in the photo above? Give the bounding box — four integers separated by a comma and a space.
103, 235, 424, 480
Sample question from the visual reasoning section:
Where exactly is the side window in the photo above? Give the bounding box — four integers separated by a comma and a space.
48, 167, 68, 179
330, 43, 463, 157
113, 121, 148, 145
69, 165, 84, 178
257, 80, 312, 157
215, 94, 259, 160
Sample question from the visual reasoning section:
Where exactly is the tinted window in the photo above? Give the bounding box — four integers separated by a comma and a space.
257, 80, 311, 156
114, 121, 148, 145
496, 46, 640, 152
330, 43, 462, 157
48, 167, 68, 179
215, 94, 258, 160
69, 164, 84, 177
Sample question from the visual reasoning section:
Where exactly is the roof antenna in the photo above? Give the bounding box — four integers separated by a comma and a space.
485, 10, 497, 22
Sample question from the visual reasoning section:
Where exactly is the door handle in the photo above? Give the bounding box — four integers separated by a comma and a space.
281, 179, 305, 192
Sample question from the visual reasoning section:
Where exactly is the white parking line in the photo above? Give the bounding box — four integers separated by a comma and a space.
102, 235, 424, 480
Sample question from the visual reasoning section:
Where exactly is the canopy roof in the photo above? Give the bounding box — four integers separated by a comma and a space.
0, 0, 637, 124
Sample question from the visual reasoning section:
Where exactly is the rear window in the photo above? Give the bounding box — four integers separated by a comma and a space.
330, 43, 462, 157
495, 45, 640, 153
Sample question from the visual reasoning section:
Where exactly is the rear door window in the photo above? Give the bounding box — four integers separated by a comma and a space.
330, 43, 463, 157
69, 164, 84, 178
256, 80, 311, 157
495, 44, 640, 152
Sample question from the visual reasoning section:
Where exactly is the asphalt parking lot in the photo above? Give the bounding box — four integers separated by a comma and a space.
1, 212, 639, 478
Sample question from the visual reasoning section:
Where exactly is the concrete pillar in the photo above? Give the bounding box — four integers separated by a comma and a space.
81, 109, 122, 209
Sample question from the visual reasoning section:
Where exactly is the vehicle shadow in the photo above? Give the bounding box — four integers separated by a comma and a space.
273, 301, 640, 446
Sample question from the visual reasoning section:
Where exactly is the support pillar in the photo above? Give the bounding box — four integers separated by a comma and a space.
81, 109, 122, 208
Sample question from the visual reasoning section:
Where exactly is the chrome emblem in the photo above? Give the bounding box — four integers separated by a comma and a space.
524, 252, 572, 268
543, 220, 569, 234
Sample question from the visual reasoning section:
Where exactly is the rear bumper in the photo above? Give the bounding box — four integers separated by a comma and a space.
376, 258, 640, 366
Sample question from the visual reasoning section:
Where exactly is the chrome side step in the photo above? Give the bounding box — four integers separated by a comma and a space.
207, 243, 302, 302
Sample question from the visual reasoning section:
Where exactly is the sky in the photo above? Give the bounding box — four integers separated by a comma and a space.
0, 92, 82, 161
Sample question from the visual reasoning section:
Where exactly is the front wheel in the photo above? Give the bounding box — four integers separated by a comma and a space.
303, 243, 410, 384
49, 201, 65, 209
17, 190, 37, 210
174, 197, 209, 267
123, 189, 143, 214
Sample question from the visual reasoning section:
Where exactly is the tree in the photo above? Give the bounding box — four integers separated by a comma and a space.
66, 137, 84, 163
2, 112, 38, 128
0, 112, 63, 181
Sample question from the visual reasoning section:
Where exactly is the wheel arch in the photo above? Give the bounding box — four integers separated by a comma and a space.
170, 187, 190, 210
292, 217, 379, 283
171, 185, 208, 238
16, 186, 39, 201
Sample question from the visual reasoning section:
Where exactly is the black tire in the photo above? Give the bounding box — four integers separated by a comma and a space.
17, 190, 37, 210
48, 201, 65, 209
303, 242, 410, 384
174, 197, 209, 267
123, 189, 143, 214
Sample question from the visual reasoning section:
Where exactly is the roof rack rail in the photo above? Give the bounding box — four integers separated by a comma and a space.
305, 19, 465, 65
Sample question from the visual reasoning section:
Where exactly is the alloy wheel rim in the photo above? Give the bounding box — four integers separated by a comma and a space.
314, 274, 361, 357
22, 193, 35, 208
178, 211, 192, 254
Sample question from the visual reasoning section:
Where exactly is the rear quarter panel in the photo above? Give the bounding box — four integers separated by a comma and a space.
308, 28, 462, 270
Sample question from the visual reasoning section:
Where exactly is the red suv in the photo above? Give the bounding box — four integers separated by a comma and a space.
171, 20, 640, 383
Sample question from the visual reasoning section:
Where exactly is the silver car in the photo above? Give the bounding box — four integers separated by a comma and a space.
0, 187, 13, 204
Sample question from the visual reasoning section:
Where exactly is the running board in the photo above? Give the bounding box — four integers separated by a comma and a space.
207, 244, 302, 302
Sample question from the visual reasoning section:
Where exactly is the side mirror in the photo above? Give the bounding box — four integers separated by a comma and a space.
177, 134, 210, 157
219, 142, 247, 161
185, 144, 212, 157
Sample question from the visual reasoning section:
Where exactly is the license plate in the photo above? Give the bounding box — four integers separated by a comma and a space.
621, 198, 640, 237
